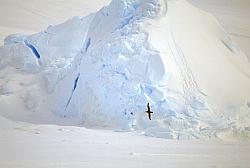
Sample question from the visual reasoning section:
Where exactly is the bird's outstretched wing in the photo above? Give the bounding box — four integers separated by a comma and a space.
147, 103, 150, 111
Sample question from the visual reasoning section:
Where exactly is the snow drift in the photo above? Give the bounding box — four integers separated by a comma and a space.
0, 0, 250, 139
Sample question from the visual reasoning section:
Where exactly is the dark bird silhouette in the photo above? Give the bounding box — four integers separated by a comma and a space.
146, 102, 153, 120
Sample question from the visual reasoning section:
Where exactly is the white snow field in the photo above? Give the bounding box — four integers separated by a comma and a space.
0, 0, 250, 167
0, 116, 250, 168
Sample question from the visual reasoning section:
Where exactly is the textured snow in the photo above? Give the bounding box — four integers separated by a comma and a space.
0, 0, 250, 140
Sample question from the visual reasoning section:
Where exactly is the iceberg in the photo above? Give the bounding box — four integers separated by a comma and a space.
0, 0, 250, 139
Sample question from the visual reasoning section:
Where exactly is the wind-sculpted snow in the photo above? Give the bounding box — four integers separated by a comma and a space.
0, 0, 250, 139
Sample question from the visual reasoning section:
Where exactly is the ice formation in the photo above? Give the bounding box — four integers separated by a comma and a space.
0, 0, 250, 139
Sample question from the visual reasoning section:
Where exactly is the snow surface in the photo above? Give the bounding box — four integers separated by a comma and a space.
0, 117, 250, 168
0, 0, 250, 140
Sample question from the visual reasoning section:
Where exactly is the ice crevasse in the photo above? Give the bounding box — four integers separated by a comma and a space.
0, 0, 250, 139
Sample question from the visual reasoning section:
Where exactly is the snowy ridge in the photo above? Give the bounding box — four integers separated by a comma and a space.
0, 0, 250, 140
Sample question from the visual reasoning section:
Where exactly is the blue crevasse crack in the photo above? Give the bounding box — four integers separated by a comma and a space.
24, 40, 41, 59
65, 73, 80, 109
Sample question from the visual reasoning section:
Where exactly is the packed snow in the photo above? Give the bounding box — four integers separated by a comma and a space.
0, 0, 250, 140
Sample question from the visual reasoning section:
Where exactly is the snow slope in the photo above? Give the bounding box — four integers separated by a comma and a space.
188, 0, 250, 60
0, 0, 250, 140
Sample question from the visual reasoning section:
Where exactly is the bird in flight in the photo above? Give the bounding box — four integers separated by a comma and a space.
146, 102, 153, 120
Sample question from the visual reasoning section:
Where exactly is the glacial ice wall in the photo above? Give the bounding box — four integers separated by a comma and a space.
0, 0, 250, 139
